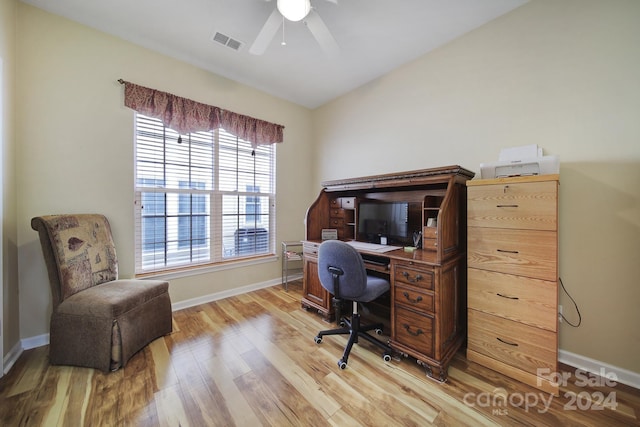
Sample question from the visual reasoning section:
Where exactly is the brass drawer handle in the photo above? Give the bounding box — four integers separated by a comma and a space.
402, 324, 423, 337
497, 293, 519, 300
496, 204, 519, 208
497, 337, 519, 347
402, 292, 423, 304
496, 249, 519, 254
402, 271, 423, 283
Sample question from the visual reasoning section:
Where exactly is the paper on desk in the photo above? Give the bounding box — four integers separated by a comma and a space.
499, 144, 542, 161
346, 241, 401, 253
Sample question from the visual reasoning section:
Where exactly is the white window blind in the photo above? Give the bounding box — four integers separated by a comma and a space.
134, 114, 276, 274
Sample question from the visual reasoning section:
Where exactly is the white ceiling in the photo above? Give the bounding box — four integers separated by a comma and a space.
20, 0, 528, 109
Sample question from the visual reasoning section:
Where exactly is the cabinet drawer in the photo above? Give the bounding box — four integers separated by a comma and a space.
330, 208, 346, 218
423, 226, 438, 239
394, 263, 434, 290
330, 197, 356, 209
422, 238, 437, 250
341, 197, 355, 209
467, 181, 557, 231
329, 218, 345, 228
303, 241, 320, 256
468, 227, 557, 281
394, 306, 434, 358
394, 283, 434, 314
467, 310, 557, 375
468, 268, 557, 331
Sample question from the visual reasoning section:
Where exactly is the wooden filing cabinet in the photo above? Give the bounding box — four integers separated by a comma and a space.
466, 175, 559, 395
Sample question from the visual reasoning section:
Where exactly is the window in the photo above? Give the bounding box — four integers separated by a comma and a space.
134, 114, 276, 274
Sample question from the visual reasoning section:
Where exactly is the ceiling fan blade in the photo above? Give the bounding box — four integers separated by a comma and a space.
249, 8, 282, 55
304, 9, 339, 58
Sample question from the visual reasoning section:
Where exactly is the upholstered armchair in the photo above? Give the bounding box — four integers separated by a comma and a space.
31, 214, 173, 372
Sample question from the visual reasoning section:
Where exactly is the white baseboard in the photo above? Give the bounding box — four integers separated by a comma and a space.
3, 341, 24, 375
170, 277, 292, 311
22, 333, 50, 350
559, 349, 640, 389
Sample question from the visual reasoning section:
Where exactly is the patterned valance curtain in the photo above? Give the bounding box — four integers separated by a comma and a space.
119, 80, 284, 148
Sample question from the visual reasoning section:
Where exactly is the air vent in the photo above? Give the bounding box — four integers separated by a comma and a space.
212, 32, 244, 51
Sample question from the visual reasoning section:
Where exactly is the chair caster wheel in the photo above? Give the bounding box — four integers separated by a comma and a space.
375, 328, 383, 335
383, 353, 392, 362
314, 336, 322, 344
338, 360, 347, 369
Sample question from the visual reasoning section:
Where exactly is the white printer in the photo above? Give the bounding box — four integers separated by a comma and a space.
480, 144, 559, 179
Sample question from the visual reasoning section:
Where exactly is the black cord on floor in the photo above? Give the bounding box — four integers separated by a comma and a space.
559, 277, 582, 327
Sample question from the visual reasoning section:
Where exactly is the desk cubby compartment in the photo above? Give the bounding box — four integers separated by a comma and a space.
422, 194, 443, 251
329, 197, 355, 240
329, 197, 356, 240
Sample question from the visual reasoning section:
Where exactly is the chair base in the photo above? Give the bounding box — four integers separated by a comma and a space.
314, 307, 394, 369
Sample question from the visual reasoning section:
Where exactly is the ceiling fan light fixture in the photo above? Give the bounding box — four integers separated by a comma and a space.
277, 0, 311, 22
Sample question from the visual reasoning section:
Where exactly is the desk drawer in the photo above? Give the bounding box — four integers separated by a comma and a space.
329, 218, 345, 228
330, 208, 346, 218
467, 310, 557, 375
468, 268, 557, 331
468, 227, 557, 281
394, 306, 434, 358
394, 263, 434, 290
422, 238, 438, 250
330, 197, 356, 209
467, 181, 557, 231
303, 241, 320, 256
394, 283, 434, 314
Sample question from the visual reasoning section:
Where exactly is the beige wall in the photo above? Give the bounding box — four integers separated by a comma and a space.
1, 0, 20, 364
313, 0, 640, 374
15, 4, 314, 339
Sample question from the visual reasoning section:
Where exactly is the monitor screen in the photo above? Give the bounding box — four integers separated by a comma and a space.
357, 202, 411, 244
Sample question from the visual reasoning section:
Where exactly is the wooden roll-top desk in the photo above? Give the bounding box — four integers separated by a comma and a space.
302, 165, 474, 381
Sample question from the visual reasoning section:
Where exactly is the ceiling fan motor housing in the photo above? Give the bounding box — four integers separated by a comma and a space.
277, 0, 311, 22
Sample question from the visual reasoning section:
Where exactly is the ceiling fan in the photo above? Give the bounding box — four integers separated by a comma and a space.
249, 0, 339, 57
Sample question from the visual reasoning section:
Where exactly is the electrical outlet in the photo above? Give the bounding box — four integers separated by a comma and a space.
559, 305, 563, 323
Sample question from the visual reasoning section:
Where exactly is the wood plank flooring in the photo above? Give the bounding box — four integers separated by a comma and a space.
1, 280, 639, 426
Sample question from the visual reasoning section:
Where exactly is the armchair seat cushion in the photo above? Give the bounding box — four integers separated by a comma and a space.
49, 277, 172, 372
57, 279, 169, 318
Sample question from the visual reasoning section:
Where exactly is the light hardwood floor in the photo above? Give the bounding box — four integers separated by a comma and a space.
1, 280, 638, 426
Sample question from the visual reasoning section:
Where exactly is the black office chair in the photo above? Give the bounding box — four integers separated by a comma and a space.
313, 240, 394, 369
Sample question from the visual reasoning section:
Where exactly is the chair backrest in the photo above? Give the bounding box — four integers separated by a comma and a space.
31, 214, 119, 306
318, 240, 367, 300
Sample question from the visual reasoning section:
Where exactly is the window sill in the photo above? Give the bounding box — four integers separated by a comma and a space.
135, 254, 278, 281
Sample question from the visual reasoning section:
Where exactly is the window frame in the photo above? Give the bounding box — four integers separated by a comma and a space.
133, 113, 277, 276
